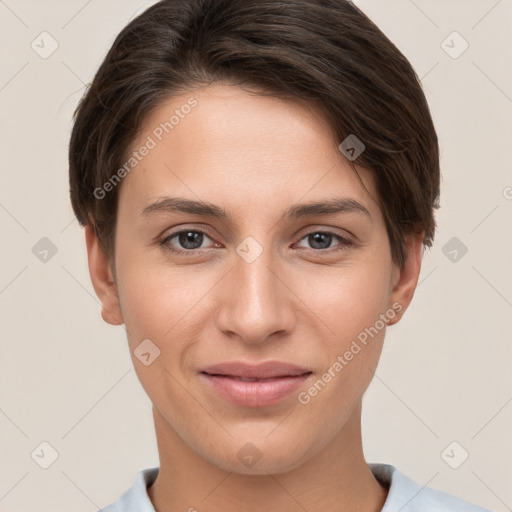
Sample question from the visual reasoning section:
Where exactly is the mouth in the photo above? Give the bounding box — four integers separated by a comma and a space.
200, 360, 312, 379
199, 361, 313, 407
201, 373, 312, 383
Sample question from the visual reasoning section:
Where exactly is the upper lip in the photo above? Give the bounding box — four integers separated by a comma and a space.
201, 361, 312, 379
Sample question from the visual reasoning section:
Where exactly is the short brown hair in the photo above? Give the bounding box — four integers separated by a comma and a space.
68, 0, 440, 267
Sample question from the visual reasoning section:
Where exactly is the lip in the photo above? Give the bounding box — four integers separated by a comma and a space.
201, 361, 311, 379
199, 361, 312, 407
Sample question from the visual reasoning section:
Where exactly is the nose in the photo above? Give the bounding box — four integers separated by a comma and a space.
215, 244, 297, 346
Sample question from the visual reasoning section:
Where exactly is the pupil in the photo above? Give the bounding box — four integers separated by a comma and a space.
310, 233, 331, 249
180, 231, 203, 249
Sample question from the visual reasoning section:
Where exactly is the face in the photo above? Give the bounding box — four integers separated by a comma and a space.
87, 83, 421, 475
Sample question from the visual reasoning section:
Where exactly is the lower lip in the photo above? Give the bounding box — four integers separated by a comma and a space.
200, 373, 312, 407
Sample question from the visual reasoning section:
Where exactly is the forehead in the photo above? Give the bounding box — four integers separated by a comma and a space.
117, 83, 379, 219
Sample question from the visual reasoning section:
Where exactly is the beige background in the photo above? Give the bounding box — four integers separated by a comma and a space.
1, 1, 511, 511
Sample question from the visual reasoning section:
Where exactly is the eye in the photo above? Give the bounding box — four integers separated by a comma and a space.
295, 230, 353, 251
160, 229, 219, 253
159, 228, 354, 255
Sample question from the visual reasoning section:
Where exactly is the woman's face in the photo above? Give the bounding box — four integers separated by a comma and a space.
90, 83, 419, 474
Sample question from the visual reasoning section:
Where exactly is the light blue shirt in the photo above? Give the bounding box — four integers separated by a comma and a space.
99, 463, 493, 511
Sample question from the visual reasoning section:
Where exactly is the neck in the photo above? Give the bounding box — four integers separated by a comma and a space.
147, 401, 388, 512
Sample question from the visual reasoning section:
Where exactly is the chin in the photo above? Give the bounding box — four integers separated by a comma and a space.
203, 434, 314, 476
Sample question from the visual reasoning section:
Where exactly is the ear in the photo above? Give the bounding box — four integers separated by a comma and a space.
387, 232, 424, 326
85, 224, 124, 326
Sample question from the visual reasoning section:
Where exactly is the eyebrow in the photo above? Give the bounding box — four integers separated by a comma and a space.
140, 196, 371, 221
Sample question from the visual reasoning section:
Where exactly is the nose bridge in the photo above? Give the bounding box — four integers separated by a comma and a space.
216, 236, 295, 344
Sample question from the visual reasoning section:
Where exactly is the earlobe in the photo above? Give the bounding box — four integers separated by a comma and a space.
85, 225, 124, 326
387, 233, 424, 326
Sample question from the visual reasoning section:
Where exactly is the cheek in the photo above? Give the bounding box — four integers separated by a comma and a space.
114, 247, 226, 384
295, 261, 392, 403
298, 261, 392, 343
118, 265, 204, 343
114, 263, 210, 401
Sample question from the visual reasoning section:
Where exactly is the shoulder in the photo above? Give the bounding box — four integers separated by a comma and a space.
97, 467, 159, 512
369, 463, 494, 512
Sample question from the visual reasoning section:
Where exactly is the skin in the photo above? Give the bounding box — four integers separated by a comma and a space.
86, 83, 423, 512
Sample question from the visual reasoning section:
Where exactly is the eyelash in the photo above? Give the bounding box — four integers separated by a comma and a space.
158, 228, 354, 255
